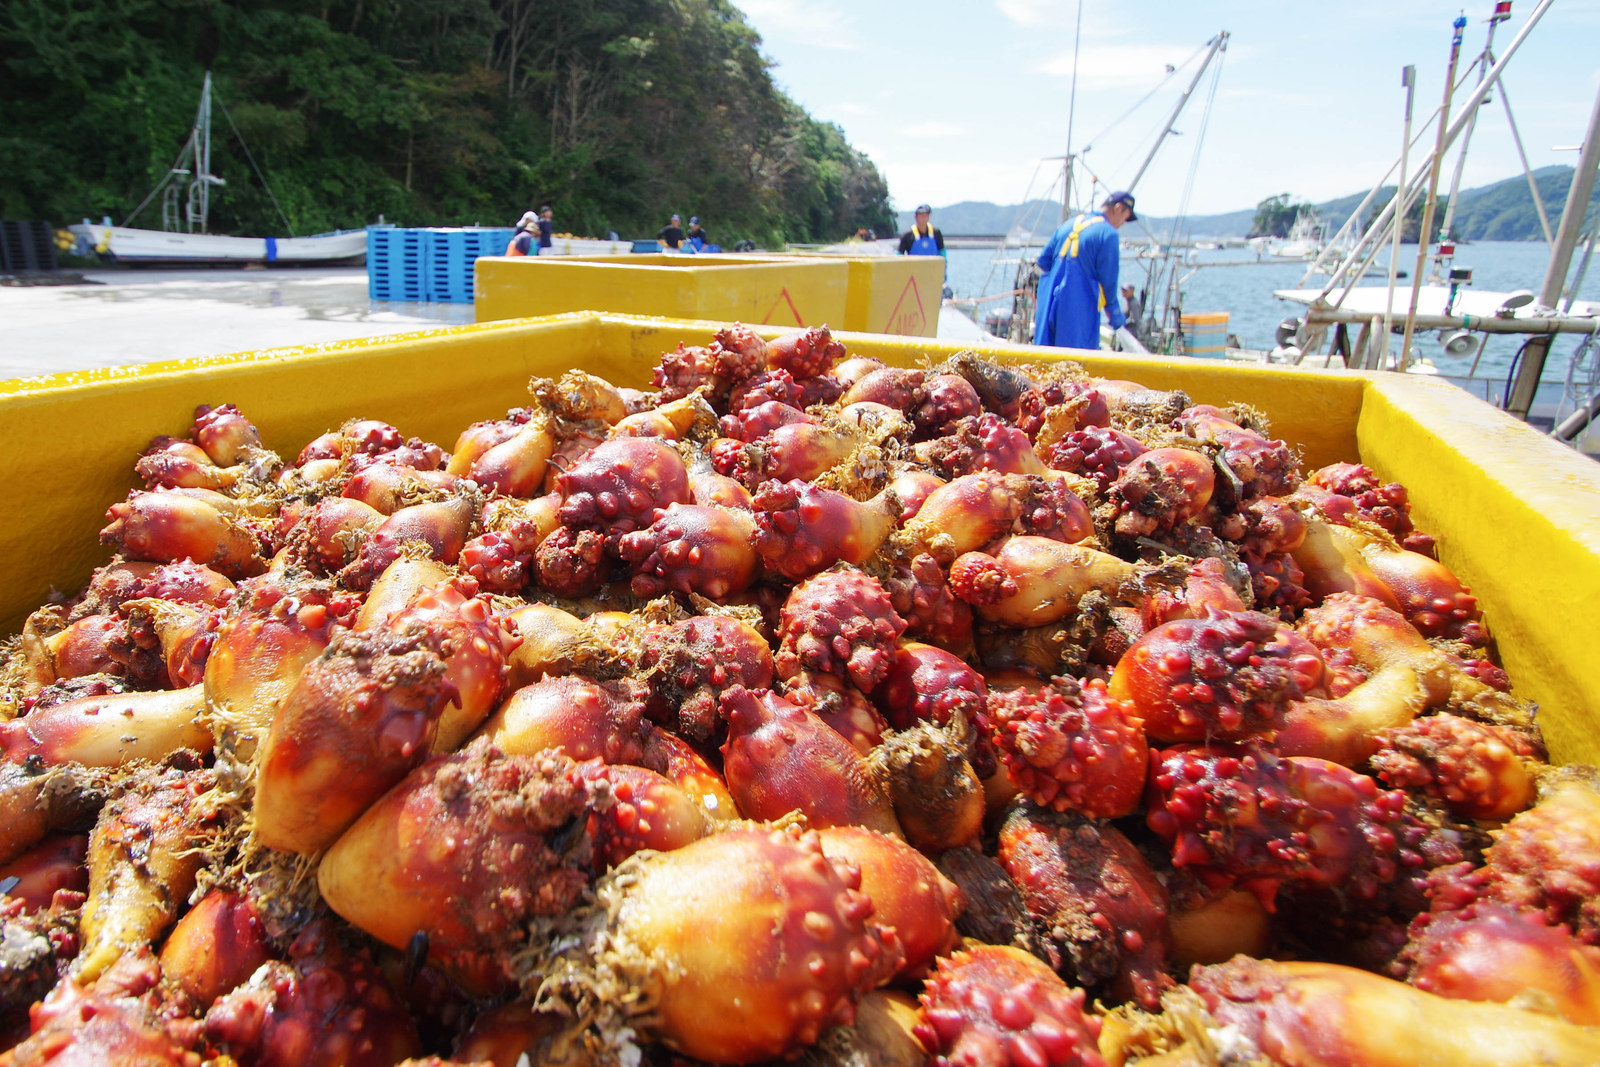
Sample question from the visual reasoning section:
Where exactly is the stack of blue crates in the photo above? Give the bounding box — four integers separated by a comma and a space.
366, 228, 427, 302
368, 227, 515, 303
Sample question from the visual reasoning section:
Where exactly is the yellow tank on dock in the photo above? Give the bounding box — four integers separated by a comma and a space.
474, 252, 944, 337
1, 312, 1597, 762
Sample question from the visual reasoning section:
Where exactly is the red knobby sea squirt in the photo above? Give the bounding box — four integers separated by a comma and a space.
530, 823, 898, 1064
775, 568, 907, 693
1108, 607, 1324, 743
317, 739, 598, 994
998, 805, 1175, 1009
554, 437, 691, 542
1147, 744, 1418, 909
915, 942, 1107, 1067
982, 677, 1148, 819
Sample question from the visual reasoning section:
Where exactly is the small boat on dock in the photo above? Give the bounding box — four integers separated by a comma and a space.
67, 73, 366, 267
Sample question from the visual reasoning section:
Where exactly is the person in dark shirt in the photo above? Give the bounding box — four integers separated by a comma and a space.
898, 204, 945, 257
686, 216, 710, 252
537, 205, 554, 251
657, 214, 685, 250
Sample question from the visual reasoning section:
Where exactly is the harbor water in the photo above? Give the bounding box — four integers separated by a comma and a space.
944, 240, 1600, 414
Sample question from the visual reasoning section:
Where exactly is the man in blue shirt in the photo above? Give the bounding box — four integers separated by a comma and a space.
898, 204, 944, 257
1033, 191, 1140, 350
537, 205, 554, 251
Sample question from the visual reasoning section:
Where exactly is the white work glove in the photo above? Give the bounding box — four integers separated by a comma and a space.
1114, 326, 1149, 354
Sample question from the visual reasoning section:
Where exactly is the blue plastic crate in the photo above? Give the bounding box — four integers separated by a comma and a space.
476, 229, 514, 257
424, 229, 479, 303
368, 226, 514, 303
367, 228, 427, 302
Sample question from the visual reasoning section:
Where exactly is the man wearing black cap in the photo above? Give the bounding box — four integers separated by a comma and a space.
898, 204, 944, 257
1033, 191, 1146, 352
658, 213, 685, 250
537, 205, 554, 251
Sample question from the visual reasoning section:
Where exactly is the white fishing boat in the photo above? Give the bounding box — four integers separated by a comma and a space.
67, 73, 367, 266
67, 222, 367, 265
1267, 207, 1329, 260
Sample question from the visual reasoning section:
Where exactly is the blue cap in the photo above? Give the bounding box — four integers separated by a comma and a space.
690, 217, 699, 225
915, 203, 932, 214
1103, 191, 1137, 221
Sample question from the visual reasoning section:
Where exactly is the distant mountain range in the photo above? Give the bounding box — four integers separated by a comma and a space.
899, 166, 1600, 243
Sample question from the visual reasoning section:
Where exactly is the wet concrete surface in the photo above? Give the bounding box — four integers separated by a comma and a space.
0, 267, 475, 382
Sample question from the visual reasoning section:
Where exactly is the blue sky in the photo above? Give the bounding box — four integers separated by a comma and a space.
734, 0, 1600, 219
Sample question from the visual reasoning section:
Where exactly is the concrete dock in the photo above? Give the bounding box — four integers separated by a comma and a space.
0, 267, 474, 381
1, 265, 1002, 383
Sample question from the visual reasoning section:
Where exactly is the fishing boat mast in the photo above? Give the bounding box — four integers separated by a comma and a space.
1506, 83, 1600, 418
1126, 33, 1229, 196
1294, 0, 1553, 329
1435, 2, 1516, 251
1399, 13, 1470, 368
159, 72, 227, 234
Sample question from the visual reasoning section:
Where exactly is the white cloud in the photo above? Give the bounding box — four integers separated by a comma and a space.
903, 121, 966, 138
737, 0, 861, 51
993, 0, 1061, 29
1041, 42, 1211, 90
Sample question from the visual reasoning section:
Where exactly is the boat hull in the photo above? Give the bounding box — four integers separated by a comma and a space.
68, 224, 368, 265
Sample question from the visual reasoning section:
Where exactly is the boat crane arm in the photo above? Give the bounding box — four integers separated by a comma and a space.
1314, 0, 1554, 308
1125, 32, 1228, 194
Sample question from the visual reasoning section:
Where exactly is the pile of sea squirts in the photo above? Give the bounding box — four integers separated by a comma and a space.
1, 323, 1599, 1067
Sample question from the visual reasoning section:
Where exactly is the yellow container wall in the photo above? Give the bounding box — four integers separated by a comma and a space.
4, 312, 1598, 763
475, 254, 849, 329
837, 257, 945, 336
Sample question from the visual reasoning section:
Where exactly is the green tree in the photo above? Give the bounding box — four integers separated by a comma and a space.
0, 0, 891, 246
1249, 193, 1310, 239
1375, 186, 1449, 244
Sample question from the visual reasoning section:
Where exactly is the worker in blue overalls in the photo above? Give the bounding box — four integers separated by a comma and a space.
898, 204, 945, 259
1033, 191, 1145, 352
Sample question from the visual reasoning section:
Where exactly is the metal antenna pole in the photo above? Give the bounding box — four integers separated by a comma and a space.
1438, 4, 1510, 248
1125, 31, 1228, 193
1507, 83, 1600, 418
1063, 0, 1082, 221
1311, 0, 1551, 308
1381, 67, 1417, 371
1400, 14, 1469, 371
197, 72, 213, 234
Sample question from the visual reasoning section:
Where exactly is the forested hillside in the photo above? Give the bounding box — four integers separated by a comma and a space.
0, 0, 894, 247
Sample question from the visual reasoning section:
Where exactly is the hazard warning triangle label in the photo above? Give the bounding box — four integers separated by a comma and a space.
885, 275, 928, 335
761, 287, 805, 326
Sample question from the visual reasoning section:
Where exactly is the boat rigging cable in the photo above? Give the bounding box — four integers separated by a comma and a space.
997, 27, 1228, 346
118, 71, 296, 237
214, 92, 297, 238
1306, 0, 1552, 312
1136, 44, 1227, 344
1063, 0, 1083, 218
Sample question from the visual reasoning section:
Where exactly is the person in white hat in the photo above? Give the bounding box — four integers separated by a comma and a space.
505, 210, 539, 257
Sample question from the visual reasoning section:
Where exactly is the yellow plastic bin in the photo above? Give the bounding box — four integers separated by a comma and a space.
2, 312, 1599, 762
828, 255, 945, 337
474, 253, 849, 330
1180, 311, 1229, 358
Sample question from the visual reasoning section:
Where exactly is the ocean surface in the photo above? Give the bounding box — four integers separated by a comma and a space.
943, 240, 1600, 411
